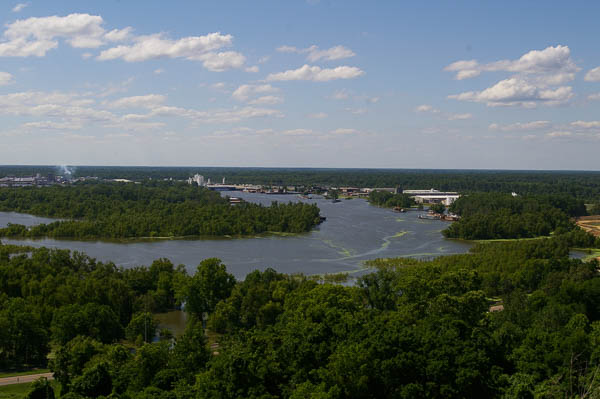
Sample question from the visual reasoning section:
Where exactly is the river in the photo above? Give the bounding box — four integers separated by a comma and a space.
0, 191, 472, 279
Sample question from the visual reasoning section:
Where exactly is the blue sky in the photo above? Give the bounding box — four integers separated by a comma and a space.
1, 1, 600, 170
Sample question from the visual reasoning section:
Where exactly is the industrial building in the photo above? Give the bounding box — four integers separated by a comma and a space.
403, 189, 460, 206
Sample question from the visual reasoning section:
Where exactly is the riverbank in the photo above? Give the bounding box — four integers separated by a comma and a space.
1, 195, 472, 279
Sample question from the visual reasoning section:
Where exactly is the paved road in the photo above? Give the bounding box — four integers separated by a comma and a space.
0, 372, 53, 386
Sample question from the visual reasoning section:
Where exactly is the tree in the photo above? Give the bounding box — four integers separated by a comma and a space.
430, 203, 446, 214
26, 377, 55, 399
126, 312, 158, 344
186, 258, 236, 317
70, 362, 112, 398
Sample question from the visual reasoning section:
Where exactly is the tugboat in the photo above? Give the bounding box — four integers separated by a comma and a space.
393, 206, 406, 213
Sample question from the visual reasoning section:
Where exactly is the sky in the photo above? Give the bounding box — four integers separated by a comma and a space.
1, 1, 600, 170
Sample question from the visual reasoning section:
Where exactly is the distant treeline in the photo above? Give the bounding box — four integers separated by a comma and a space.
443, 193, 589, 240
0, 182, 321, 239
3, 165, 600, 200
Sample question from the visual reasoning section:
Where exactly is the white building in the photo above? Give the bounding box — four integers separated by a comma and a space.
187, 174, 206, 186
403, 188, 460, 206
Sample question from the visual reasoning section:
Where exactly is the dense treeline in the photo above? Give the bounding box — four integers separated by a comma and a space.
5, 229, 600, 398
3, 165, 600, 200
0, 183, 321, 239
0, 244, 189, 369
368, 190, 415, 208
443, 193, 588, 240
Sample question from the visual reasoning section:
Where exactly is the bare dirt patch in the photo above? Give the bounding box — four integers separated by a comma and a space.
577, 216, 600, 237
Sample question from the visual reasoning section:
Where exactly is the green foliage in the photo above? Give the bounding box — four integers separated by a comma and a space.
125, 312, 158, 344
0, 297, 49, 368
368, 190, 415, 208
0, 244, 185, 369
25, 377, 55, 399
186, 258, 236, 317
429, 202, 446, 214
51, 303, 123, 345
6, 226, 600, 397
0, 182, 322, 239
444, 193, 588, 240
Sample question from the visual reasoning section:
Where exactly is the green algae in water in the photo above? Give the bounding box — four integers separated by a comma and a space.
321, 239, 355, 258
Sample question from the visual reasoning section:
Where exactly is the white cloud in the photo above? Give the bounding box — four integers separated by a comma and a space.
248, 95, 283, 105
0, 87, 286, 141
445, 45, 579, 82
570, 121, 600, 129
22, 121, 83, 130
0, 72, 14, 85
447, 113, 472, 120
96, 32, 231, 60
12, 3, 29, 12
154, 68, 165, 75
0, 13, 245, 72
415, 104, 435, 112
522, 134, 538, 141
108, 94, 166, 109
104, 27, 133, 42
282, 128, 314, 136
267, 64, 364, 82
104, 120, 166, 132
197, 51, 246, 72
331, 89, 350, 100
245, 65, 259, 73
449, 77, 573, 107
96, 77, 135, 98
210, 82, 227, 91
148, 105, 283, 124
330, 128, 358, 135
585, 67, 600, 82
307, 112, 327, 119
587, 93, 600, 101
546, 131, 572, 138
447, 46, 579, 108
489, 121, 550, 131
97, 32, 240, 67
231, 84, 278, 102
0, 13, 133, 57
277, 44, 355, 62
346, 107, 367, 115
0, 14, 105, 56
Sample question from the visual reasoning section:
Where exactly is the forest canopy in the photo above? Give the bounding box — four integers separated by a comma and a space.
443, 193, 588, 240
0, 183, 322, 239
3, 229, 600, 398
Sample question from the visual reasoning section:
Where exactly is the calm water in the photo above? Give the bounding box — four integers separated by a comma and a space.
0, 192, 472, 279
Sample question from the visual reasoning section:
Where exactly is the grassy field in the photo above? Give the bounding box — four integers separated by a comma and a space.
0, 383, 32, 399
0, 381, 58, 399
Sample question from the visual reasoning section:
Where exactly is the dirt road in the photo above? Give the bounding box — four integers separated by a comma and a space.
0, 372, 53, 386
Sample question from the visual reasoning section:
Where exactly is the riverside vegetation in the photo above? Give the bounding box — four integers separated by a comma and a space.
3, 222, 600, 398
443, 193, 588, 240
3, 178, 600, 398
0, 183, 321, 239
